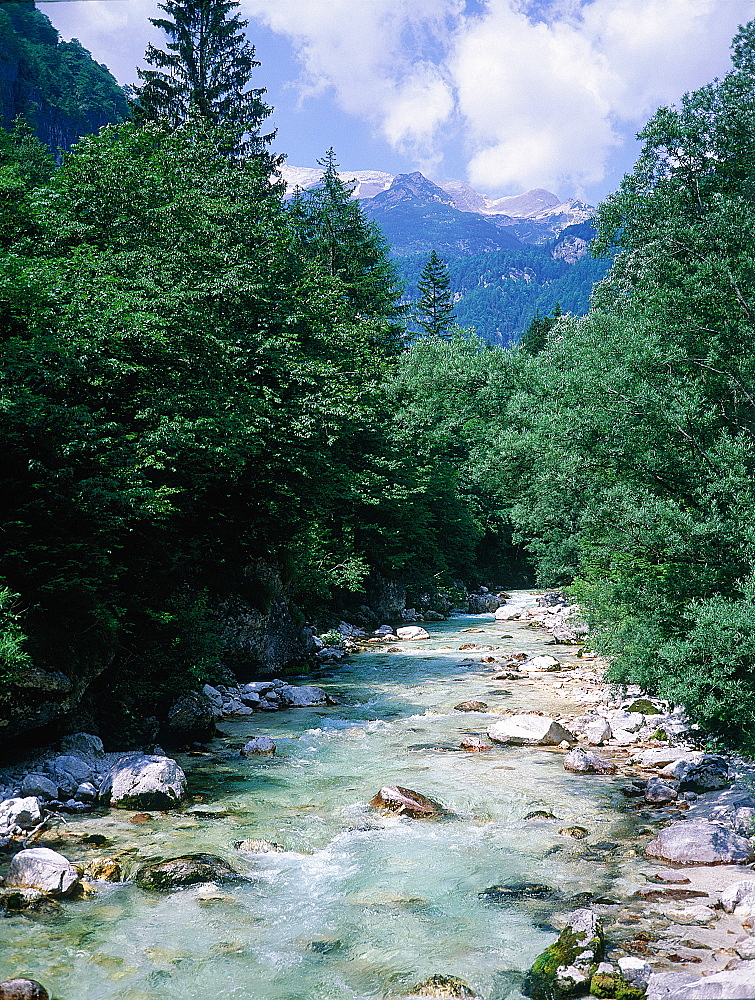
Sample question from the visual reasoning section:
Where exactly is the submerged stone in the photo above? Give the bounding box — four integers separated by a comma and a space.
135, 854, 241, 891
0, 981, 49, 1000
408, 974, 479, 997
479, 881, 555, 902
370, 786, 444, 818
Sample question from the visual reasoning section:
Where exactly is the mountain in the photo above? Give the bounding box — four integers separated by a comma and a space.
0, 2, 128, 155
279, 163, 606, 344
362, 172, 524, 256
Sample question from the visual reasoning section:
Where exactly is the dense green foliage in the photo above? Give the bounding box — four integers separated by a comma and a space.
0, 2, 128, 152
398, 249, 608, 346
390, 21, 755, 746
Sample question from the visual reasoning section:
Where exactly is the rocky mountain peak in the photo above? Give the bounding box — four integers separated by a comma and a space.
369, 171, 457, 211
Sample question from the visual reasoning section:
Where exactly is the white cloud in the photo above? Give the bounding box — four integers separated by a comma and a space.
243, 0, 460, 158
244, 0, 752, 196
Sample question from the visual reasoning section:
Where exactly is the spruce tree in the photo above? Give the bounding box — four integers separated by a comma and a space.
132, 0, 275, 157
416, 250, 456, 337
289, 148, 403, 326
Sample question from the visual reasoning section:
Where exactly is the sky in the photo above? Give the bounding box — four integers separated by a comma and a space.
43, 0, 755, 204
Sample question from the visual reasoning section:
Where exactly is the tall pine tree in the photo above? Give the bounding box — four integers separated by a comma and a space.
416, 250, 456, 337
289, 148, 403, 328
132, 0, 276, 160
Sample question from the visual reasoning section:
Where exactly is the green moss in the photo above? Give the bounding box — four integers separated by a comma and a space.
652, 728, 668, 741
627, 699, 660, 715
590, 973, 620, 998
523, 922, 604, 1000
616, 985, 645, 1000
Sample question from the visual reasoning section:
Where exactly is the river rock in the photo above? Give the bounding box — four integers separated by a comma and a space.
240, 737, 276, 756
47, 754, 94, 795
521, 654, 561, 672
135, 854, 241, 891
0, 980, 50, 1000
6, 848, 79, 896
276, 684, 328, 707
19, 775, 57, 801
656, 964, 755, 998
0, 797, 42, 833
618, 956, 652, 987
645, 777, 679, 803
59, 732, 103, 754
370, 786, 443, 818
233, 839, 284, 853
523, 908, 604, 1000
646, 821, 755, 865
677, 756, 731, 794
408, 974, 478, 997
487, 715, 576, 746
563, 748, 617, 774
460, 736, 491, 752
454, 700, 488, 712
494, 606, 521, 621
720, 879, 755, 918
99, 754, 186, 809
608, 710, 645, 733
585, 719, 611, 745
646, 972, 699, 1000
396, 626, 430, 640
163, 691, 217, 745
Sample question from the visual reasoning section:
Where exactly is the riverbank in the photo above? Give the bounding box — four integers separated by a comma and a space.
0, 592, 754, 1000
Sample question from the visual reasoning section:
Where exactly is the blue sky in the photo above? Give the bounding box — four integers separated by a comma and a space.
45, 0, 754, 204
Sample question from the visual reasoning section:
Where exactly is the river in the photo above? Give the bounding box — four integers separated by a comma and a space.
0, 594, 647, 1000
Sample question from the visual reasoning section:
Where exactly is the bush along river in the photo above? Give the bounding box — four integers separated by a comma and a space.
1, 591, 755, 1000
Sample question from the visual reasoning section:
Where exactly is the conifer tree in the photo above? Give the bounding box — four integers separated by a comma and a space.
132, 0, 275, 158
289, 148, 403, 325
519, 302, 561, 354
416, 250, 456, 337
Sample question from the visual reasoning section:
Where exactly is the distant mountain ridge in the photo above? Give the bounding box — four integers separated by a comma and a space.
279, 164, 593, 252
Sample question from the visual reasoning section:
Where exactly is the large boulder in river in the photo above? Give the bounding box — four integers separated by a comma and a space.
654, 965, 755, 999
0, 980, 50, 1000
276, 684, 328, 707
162, 691, 217, 745
646, 821, 754, 865
523, 908, 604, 1000
488, 715, 576, 746
6, 848, 79, 897
677, 756, 731, 794
370, 786, 444, 818
240, 736, 276, 756
494, 606, 521, 621
135, 854, 241, 891
99, 754, 186, 809
0, 797, 42, 834
563, 748, 617, 774
396, 626, 430, 640
521, 654, 561, 672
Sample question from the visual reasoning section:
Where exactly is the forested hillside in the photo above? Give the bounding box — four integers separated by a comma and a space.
399, 249, 609, 346
0, 1, 128, 153
2, 1, 755, 752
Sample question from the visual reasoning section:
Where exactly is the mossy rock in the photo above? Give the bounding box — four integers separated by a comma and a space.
523, 915, 604, 1000
591, 974, 621, 998
409, 974, 478, 997
135, 854, 241, 891
627, 699, 660, 715
651, 729, 668, 741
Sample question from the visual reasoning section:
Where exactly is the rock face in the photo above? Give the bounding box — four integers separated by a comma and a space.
488, 715, 576, 746
162, 692, 217, 745
0, 981, 50, 1000
646, 821, 755, 865
135, 854, 241, 891
99, 754, 186, 809
370, 786, 444, 818
563, 749, 617, 774
6, 848, 79, 897
523, 908, 604, 1000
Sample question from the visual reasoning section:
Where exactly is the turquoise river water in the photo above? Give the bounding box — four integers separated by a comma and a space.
0, 595, 646, 1000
